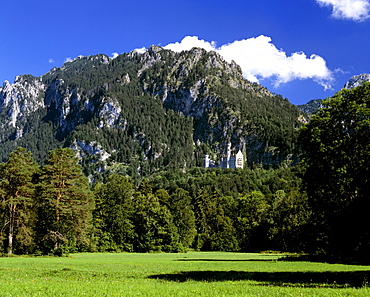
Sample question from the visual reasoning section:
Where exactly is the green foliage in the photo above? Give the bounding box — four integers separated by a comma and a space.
236, 191, 269, 251
89, 164, 307, 253
149, 166, 303, 198
166, 188, 196, 249
132, 192, 180, 252
0, 146, 308, 254
93, 176, 184, 253
193, 189, 238, 251
0, 147, 39, 254
299, 82, 370, 260
267, 189, 311, 252
93, 175, 135, 252
146, 165, 308, 252
36, 148, 94, 255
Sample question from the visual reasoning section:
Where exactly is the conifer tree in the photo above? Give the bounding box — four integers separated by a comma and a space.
0, 147, 39, 255
37, 148, 94, 255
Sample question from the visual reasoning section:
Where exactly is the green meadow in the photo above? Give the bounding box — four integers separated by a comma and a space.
1, 252, 370, 296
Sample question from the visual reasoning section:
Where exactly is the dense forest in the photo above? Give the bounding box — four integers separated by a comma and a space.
0, 146, 308, 255
0, 47, 305, 183
1, 46, 369, 262
1, 79, 369, 261
1, 82, 369, 261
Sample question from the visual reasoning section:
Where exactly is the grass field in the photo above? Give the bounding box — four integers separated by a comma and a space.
1, 252, 370, 296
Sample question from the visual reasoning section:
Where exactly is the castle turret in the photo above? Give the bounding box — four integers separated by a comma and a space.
235, 150, 244, 169
226, 142, 231, 169
203, 144, 244, 169
203, 154, 210, 168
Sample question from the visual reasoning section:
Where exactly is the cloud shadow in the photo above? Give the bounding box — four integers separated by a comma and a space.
177, 259, 278, 262
149, 270, 370, 288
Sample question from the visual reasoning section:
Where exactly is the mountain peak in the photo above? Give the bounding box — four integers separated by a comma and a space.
0, 46, 303, 178
148, 45, 163, 54
343, 73, 370, 89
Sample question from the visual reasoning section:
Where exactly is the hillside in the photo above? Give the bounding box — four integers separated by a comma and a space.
0, 46, 305, 181
297, 99, 323, 115
297, 73, 370, 116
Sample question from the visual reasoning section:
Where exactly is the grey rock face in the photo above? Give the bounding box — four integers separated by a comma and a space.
343, 73, 370, 89
98, 98, 123, 128
0, 76, 45, 128
0, 47, 302, 170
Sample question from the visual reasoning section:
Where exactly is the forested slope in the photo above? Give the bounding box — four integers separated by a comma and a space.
0, 46, 305, 180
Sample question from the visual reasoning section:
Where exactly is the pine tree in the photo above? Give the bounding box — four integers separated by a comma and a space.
0, 147, 39, 255
37, 148, 94, 255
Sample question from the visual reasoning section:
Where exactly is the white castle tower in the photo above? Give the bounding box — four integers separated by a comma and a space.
203, 154, 210, 168
203, 142, 244, 169
216, 143, 244, 169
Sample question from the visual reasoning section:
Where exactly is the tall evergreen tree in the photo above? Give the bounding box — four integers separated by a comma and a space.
0, 147, 39, 255
193, 188, 238, 251
193, 188, 212, 250
267, 189, 311, 252
37, 148, 94, 255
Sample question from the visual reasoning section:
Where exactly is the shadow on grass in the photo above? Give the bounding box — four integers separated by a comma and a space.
177, 259, 279, 262
280, 254, 370, 266
149, 270, 370, 288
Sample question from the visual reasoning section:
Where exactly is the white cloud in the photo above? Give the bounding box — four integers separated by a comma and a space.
316, 0, 370, 21
48, 58, 55, 63
164, 36, 334, 89
111, 52, 119, 59
64, 57, 73, 63
164, 36, 216, 52
134, 47, 147, 54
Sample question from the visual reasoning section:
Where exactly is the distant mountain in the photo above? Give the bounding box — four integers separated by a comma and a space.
298, 73, 370, 115
0, 46, 305, 181
297, 99, 323, 115
343, 73, 370, 89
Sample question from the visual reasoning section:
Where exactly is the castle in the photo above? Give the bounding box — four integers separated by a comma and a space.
203, 144, 244, 169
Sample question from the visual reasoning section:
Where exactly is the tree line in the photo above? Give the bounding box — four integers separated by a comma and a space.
1, 82, 369, 262
0, 146, 309, 255
0, 147, 93, 256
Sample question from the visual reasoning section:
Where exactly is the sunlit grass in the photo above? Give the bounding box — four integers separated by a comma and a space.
0, 252, 369, 296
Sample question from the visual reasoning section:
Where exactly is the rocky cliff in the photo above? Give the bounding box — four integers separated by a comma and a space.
0, 46, 304, 180
343, 73, 370, 89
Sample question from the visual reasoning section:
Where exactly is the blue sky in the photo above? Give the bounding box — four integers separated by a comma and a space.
1, 0, 370, 105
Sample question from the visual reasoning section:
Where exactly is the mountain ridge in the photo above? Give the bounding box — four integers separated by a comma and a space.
0, 46, 305, 180
297, 73, 370, 115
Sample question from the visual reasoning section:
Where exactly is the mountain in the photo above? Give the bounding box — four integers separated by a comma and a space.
297, 99, 323, 115
0, 46, 305, 181
343, 73, 370, 89
298, 73, 370, 115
